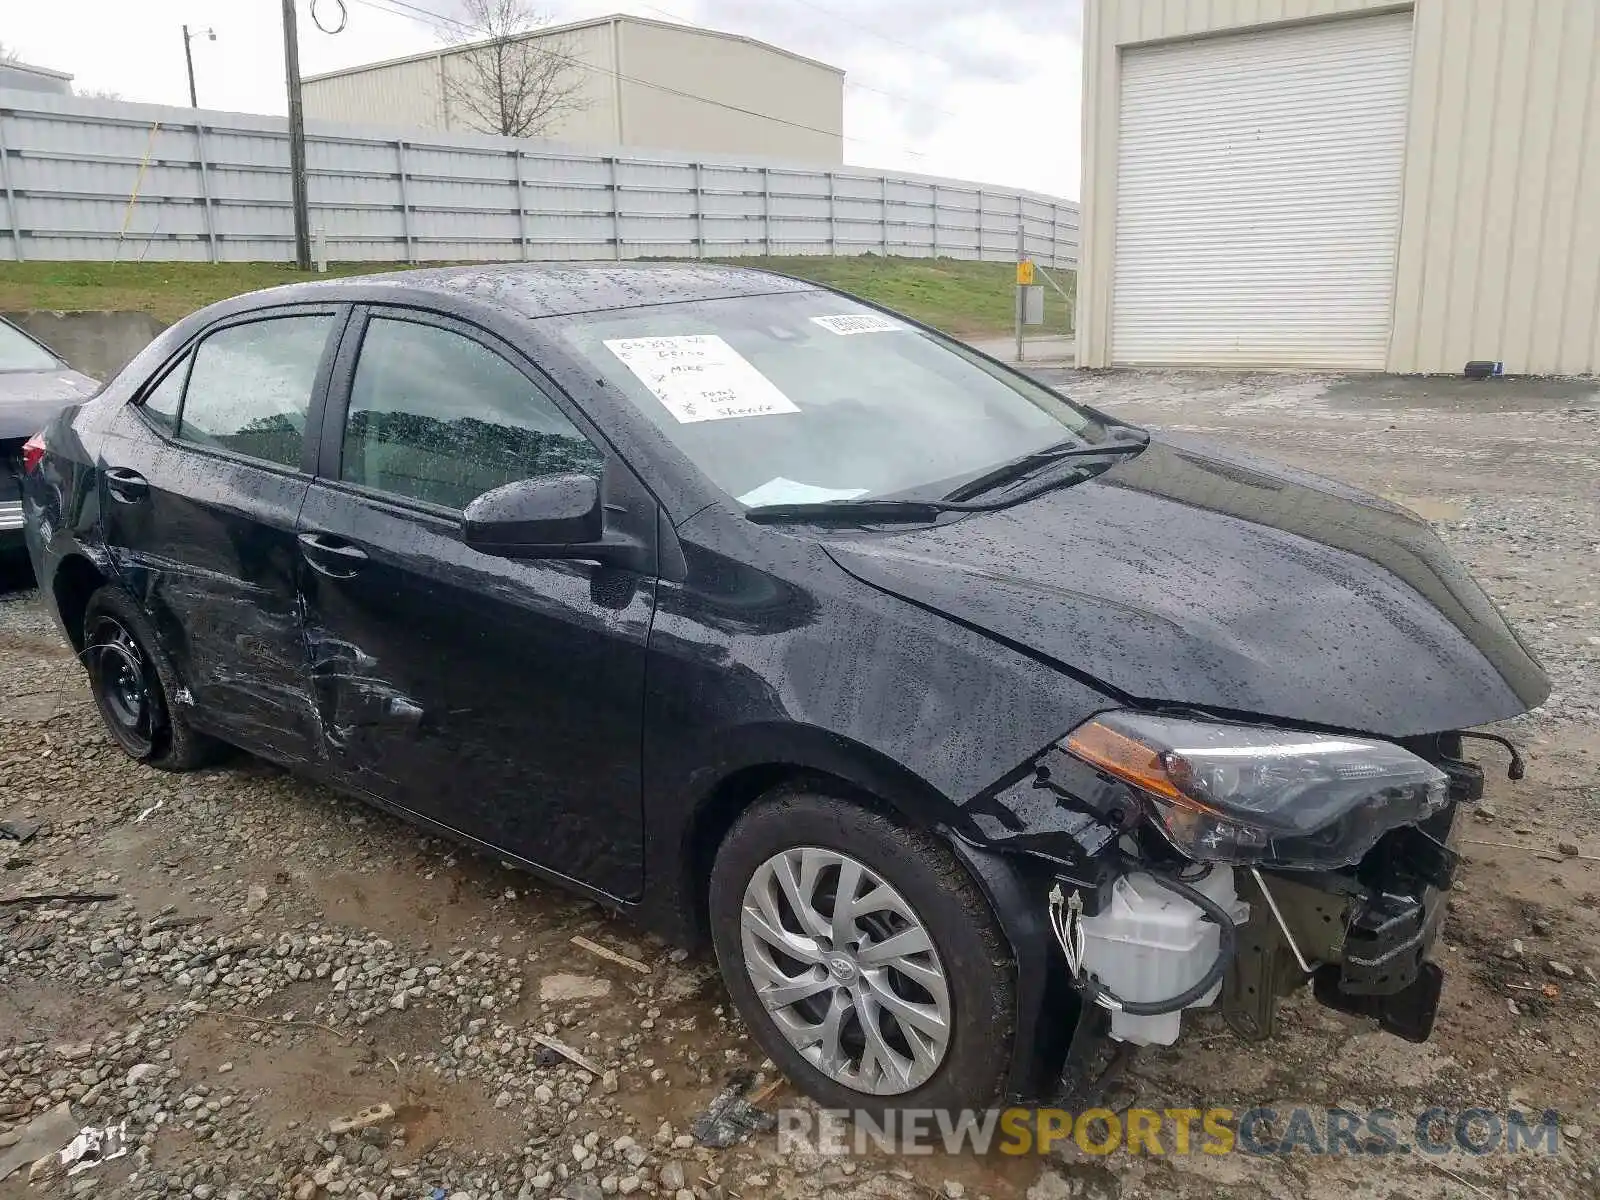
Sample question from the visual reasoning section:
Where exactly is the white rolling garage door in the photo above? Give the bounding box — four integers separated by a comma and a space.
1112, 13, 1413, 368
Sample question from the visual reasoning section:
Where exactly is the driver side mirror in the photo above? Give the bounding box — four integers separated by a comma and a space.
462, 473, 602, 558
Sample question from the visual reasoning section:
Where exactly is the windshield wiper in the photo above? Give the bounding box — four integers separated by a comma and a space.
942, 435, 1148, 503
745, 434, 1150, 524
746, 473, 1120, 523
745, 498, 960, 524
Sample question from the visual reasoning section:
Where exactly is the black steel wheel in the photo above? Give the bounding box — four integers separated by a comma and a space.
86, 610, 161, 758
82, 586, 221, 771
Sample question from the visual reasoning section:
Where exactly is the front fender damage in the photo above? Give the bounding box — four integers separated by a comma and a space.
952, 733, 1487, 1104
949, 747, 1124, 1104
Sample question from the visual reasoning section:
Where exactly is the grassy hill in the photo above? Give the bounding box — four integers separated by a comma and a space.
0, 256, 1073, 341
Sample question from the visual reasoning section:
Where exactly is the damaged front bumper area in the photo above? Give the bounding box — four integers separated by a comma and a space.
1225, 801, 1466, 1046
962, 722, 1491, 1101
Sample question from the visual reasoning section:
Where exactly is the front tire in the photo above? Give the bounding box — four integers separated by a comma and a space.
709, 788, 1016, 1112
83, 586, 220, 771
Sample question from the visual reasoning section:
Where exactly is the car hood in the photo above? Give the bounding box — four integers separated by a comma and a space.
0, 368, 100, 441
824, 434, 1549, 737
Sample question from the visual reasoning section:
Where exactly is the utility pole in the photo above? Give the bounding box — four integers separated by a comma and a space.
281, 0, 312, 270
182, 24, 214, 108
183, 25, 198, 107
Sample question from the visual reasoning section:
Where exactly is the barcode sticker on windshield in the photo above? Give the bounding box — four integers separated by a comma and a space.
604, 335, 800, 424
810, 313, 905, 336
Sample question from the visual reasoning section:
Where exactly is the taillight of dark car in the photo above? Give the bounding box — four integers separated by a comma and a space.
21, 432, 47, 475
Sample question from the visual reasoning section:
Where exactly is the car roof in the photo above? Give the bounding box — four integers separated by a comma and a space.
0, 314, 65, 362
225, 262, 822, 322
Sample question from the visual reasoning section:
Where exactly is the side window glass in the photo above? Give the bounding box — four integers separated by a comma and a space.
177, 315, 333, 469
342, 316, 603, 510
140, 358, 187, 434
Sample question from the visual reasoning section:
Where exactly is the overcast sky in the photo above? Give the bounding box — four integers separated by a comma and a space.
2, 0, 1082, 198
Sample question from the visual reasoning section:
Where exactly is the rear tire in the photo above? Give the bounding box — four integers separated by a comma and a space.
83, 586, 220, 771
709, 787, 1016, 1113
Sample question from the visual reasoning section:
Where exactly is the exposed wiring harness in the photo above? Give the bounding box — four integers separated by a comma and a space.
1048, 882, 1089, 978
1459, 730, 1526, 779
1049, 863, 1241, 1017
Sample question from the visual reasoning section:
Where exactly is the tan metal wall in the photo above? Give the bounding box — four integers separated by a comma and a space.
304, 24, 621, 143
303, 55, 453, 132
618, 20, 843, 164
303, 18, 842, 165
438, 22, 621, 145
1390, 0, 1600, 375
1079, 0, 1600, 375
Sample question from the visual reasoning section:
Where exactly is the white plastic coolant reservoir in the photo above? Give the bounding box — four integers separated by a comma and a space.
1077, 869, 1250, 1047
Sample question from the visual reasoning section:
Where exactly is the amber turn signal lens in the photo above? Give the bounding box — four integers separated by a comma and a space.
1064, 719, 1189, 804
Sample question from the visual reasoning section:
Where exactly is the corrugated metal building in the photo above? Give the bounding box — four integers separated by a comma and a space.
1077, 1, 1600, 375
0, 61, 73, 96
303, 14, 844, 165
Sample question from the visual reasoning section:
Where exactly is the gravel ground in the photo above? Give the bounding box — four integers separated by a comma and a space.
3, 368, 1599, 1200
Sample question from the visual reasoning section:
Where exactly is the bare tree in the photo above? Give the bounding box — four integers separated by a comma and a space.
0, 43, 23, 63
436, 0, 590, 139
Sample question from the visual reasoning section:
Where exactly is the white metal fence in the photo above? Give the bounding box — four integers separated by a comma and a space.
0, 92, 1079, 268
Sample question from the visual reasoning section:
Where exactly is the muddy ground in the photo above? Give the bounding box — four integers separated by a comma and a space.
2, 367, 1598, 1200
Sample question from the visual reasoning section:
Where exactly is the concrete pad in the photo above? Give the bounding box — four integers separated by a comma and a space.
966, 335, 1077, 368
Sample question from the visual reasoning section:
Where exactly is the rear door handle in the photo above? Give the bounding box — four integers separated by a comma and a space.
104, 468, 149, 504
298, 532, 369, 578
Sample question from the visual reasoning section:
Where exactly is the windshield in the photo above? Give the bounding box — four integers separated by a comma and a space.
547, 292, 1114, 506
0, 322, 63, 372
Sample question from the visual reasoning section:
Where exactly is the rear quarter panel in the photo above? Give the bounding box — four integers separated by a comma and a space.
23, 395, 127, 637
23, 312, 210, 638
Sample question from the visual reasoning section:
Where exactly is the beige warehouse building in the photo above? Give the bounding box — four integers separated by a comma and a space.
1077, 0, 1600, 374
303, 14, 844, 164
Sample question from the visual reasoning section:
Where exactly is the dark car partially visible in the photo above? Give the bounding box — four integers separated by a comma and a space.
0, 317, 98, 558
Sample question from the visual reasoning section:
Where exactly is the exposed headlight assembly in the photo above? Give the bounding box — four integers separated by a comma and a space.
1063, 712, 1449, 868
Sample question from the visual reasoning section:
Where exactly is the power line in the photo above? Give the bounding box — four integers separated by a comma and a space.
779, 0, 958, 69
625, 0, 961, 120
846, 79, 958, 120
342, 0, 928, 157
358, 0, 928, 154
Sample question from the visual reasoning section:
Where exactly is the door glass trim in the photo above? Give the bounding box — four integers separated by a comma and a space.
127, 304, 347, 478
321, 306, 608, 518
306, 472, 464, 524
128, 303, 343, 407
322, 303, 617, 464
128, 351, 196, 439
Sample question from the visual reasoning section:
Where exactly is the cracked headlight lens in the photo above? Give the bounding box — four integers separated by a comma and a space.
1063, 711, 1449, 867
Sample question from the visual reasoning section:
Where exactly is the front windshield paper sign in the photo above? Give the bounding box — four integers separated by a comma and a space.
810, 314, 904, 336
736, 478, 869, 507
604, 335, 800, 424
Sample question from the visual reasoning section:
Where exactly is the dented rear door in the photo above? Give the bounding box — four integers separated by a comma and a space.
97, 307, 344, 763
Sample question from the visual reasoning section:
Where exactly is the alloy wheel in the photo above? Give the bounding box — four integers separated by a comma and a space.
739, 846, 952, 1095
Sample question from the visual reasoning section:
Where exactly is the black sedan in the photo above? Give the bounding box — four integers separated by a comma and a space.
1, 316, 98, 558
22, 264, 1547, 1110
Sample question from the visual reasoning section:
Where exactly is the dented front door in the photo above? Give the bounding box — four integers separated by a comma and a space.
295, 309, 654, 899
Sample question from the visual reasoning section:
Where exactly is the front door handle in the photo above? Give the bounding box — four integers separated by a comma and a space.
298, 532, 369, 578
104, 468, 149, 504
